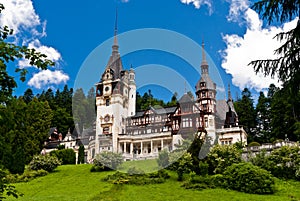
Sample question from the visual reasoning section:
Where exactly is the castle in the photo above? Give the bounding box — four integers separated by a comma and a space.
87, 27, 248, 161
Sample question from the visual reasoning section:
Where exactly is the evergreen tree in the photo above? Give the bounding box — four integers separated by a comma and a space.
166, 92, 178, 107
250, 0, 300, 92
86, 87, 96, 128
234, 88, 256, 142
78, 145, 85, 164
270, 84, 300, 141
23, 88, 34, 104
72, 88, 87, 134
255, 92, 271, 143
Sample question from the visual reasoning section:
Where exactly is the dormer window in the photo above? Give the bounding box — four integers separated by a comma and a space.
200, 82, 206, 87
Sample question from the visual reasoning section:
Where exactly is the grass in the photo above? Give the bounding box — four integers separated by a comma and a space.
117, 159, 159, 173
6, 163, 300, 201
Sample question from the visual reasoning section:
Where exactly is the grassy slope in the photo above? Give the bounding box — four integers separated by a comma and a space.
6, 164, 300, 201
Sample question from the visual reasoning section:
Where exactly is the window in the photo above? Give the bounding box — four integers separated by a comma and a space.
209, 92, 213, 98
202, 91, 206, 98
103, 127, 109, 134
204, 117, 208, 128
106, 99, 110, 106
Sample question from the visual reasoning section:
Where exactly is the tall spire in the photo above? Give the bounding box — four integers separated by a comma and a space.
228, 83, 232, 101
112, 6, 119, 53
201, 40, 207, 65
201, 40, 208, 74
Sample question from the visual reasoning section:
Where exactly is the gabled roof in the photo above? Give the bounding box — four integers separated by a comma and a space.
178, 93, 194, 104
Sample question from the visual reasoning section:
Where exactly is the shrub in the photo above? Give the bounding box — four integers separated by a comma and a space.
93, 151, 123, 170
0, 169, 22, 200
103, 169, 169, 185
176, 153, 194, 181
251, 146, 300, 180
6, 169, 48, 183
248, 142, 261, 147
198, 161, 209, 176
157, 149, 169, 168
182, 174, 223, 190
50, 149, 76, 165
29, 155, 61, 172
222, 162, 275, 194
90, 165, 105, 172
205, 144, 242, 174
127, 167, 145, 175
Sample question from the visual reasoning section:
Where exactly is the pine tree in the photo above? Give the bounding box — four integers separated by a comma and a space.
234, 88, 256, 142
255, 92, 271, 143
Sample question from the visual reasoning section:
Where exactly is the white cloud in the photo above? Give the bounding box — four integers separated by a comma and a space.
226, 0, 249, 23
18, 39, 62, 68
221, 8, 298, 92
180, 0, 212, 14
28, 69, 69, 89
0, 0, 41, 36
0, 0, 66, 89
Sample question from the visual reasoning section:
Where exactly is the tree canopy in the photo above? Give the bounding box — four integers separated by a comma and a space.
249, 0, 300, 91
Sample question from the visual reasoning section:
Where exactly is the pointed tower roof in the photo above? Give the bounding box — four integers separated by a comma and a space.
104, 8, 123, 80
196, 41, 216, 91
227, 83, 236, 114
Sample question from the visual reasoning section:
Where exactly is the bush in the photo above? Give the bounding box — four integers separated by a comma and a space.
90, 165, 105, 172
182, 174, 223, 190
29, 155, 61, 172
50, 149, 76, 165
6, 169, 48, 183
251, 146, 300, 180
103, 169, 169, 185
205, 144, 242, 174
222, 162, 275, 194
248, 142, 261, 147
157, 149, 169, 168
198, 161, 209, 176
0, 169, 22, 200
93, 151, 123, 170
174, 153, 194, 181
127, 167, 145, 175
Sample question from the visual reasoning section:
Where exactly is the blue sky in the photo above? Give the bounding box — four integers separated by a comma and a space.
1, 0, 298, 102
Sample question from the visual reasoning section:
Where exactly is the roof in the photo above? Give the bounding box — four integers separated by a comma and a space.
131, 106, 177, 118
178, 93, 194, 104
196, 73, 216, 91
215, 100, 226, 129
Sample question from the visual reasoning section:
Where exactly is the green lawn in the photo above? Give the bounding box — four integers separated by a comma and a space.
6, 164, 300, 201
117, 159, 160, 173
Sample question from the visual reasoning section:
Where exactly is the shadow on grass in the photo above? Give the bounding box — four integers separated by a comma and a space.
88, 184, 125, 201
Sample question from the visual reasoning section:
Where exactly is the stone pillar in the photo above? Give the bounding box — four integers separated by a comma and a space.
75, 150, 78, 165
118, 143, 121, 153
130, 143, 133, 154
161, 139, 164, 150
140, 141, 143, 155
150, 140, 153, 154
124, 142, 127, 153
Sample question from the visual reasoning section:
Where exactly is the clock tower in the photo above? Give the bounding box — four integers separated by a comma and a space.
94, 17, 136, 154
